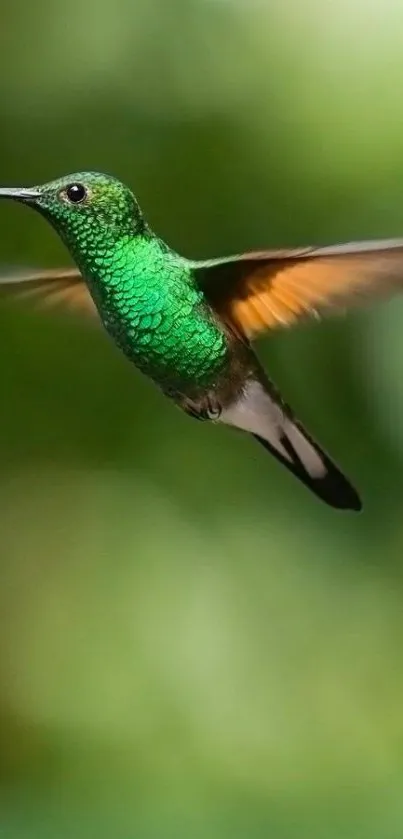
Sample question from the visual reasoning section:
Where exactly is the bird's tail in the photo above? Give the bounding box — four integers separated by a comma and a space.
220, 377, 361, 511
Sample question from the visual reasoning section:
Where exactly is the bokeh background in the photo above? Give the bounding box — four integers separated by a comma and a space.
1, 0, 403, 836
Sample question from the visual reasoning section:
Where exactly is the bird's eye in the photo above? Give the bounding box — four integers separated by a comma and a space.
64, 183, 87, 204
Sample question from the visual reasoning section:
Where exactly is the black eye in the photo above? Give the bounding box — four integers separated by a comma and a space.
65, 183, 87, 204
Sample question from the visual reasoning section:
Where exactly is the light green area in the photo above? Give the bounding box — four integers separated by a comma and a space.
1, 0, 403, 836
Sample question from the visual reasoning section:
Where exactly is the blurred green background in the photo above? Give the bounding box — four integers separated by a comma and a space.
1, 0, 403, 836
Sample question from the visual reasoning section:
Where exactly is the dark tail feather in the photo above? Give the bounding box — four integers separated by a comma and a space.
252, 429, 361, 511
220, 378, 362, 511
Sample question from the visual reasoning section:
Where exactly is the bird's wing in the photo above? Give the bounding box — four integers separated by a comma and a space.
195, 239, 403, 338
0, 267, 97, 317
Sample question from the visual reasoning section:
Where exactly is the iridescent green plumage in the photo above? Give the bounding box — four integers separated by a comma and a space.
5, 169, 402, 509
88, 238, 229, 393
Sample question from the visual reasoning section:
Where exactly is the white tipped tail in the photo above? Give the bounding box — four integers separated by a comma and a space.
220, 379, 361, 510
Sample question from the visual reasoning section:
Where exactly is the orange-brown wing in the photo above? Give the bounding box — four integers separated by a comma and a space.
196, 239, 403, 338
0, 267, 97, 317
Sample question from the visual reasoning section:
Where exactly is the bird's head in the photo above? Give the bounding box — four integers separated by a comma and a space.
0, 171, 148, 261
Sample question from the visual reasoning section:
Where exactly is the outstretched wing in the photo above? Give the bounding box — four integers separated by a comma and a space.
3, 239, 403, 335
0, 267, 97, 317
196, 239, 403, 338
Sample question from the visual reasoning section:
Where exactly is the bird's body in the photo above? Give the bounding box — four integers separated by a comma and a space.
2, 171, 403, 511
79, 234, 231, 398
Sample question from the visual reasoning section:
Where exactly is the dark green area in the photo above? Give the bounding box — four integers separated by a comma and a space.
1, 1, 403, 836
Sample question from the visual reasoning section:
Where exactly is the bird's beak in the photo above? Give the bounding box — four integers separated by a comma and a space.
0, 187, 41, 203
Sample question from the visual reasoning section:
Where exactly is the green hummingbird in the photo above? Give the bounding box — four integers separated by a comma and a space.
1, 172, 402, 511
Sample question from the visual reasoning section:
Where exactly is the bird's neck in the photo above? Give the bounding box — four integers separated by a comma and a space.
72, 231, 172, 296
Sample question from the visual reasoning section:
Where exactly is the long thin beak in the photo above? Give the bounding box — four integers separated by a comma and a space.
0, 187, 41, 202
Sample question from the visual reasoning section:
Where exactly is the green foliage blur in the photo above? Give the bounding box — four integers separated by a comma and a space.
1, 0, 403, 836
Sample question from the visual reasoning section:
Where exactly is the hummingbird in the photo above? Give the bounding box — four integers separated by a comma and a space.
0, 173, 403, 512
